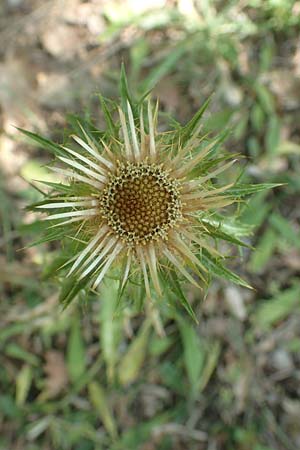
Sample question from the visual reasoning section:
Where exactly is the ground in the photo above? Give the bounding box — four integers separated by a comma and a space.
0, 1, 300, 449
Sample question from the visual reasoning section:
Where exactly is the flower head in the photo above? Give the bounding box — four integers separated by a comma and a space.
23, 75, 261, 311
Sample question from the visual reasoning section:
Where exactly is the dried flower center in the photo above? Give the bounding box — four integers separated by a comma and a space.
100, 162, 182, 244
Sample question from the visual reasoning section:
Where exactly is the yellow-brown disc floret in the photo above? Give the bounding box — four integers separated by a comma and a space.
100, 162, 182, 246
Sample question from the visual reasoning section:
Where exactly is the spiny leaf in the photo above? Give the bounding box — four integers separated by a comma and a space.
42, 254, 72, 280
200, 250, 252, 289
190, 152, 235, 179
201, 221, 252, 248
166, 270, 198, 323
17, 128, 65, 157
18, 219, 50, 235
28, 229, 67, 248
181, 96, 212, 145
98, 94, 119, 138
139, 45, 186, 94
59, 276, 90, 308
120, 63, 133, 112
67, 114, 103, 143
226, 183, 282, 198
32, 180, 74, 194
209, 215, 254, 237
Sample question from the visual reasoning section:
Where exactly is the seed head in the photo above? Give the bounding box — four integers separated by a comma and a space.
26, 85, 252, 311
100, 162, 182, 245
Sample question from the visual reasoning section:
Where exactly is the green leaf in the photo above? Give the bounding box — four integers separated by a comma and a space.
5, 343, 39, 366
269, 213, 300, 250
17, 128, 64, 157
166, 270, 198, 323
19, 219, 50, 235
67, 114, 103, 143
30, 195, 78, 209
286, 338, 300, 353
226, 183, 282, 197
28, 228, 67, 248
118, 320, 151, 386
119, 63, 133, 112
266, 115, 280, 158
201, 250, 252, 289
202, 221, 251, 248
32, 180, 73, 194
207, 215, 254, 237
140, 44, 186, 93
239, 191, 272, 227
21, 161, 54, 184
130, 38, 149, 83
98, 94, 118, 138
67, 314, 86, 384
115, 258, 132, 312
189, 153, 230, 179
248, 135, 261, 158
259, 41, 274, 73
0, 323, 28, 344
42, 254, 71, 280
59, 275, 90, 308
149, 335, 174, 357
16, 365, 32, 406
198, 341, 221, 392
159, 361, 185, 395
0, 395, 21, 420
88, 381, 117, 439
204, 108, 234, 132
254, 82, 275, 114
112, 411, 174, 450
177, 317, 205, 396
181, 97, 212, 146
248, 228, 277, 273
99, 280, 122, 382
250, 103, 265, 133
254, 285, 300, 328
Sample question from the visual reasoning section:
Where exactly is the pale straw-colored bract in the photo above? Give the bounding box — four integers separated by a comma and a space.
34, 97, 237, 302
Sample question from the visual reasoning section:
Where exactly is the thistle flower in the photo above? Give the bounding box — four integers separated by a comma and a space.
22, 73, 276, 312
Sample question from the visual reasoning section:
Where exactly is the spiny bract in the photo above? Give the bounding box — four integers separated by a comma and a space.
24, 79, 259, 311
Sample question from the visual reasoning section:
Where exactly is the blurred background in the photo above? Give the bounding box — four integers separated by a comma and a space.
1, 1, 300, 449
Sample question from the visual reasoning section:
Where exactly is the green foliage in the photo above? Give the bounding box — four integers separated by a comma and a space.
16, 365, 32, 406
5, 343, 40, 366
254, 284, 300, 329
178, 317, 205, 397
2, 2, 299, 449
99, 280, 122, 382
88, 382, 117, 439
118, 320, 151, 386
248, 228, 277, 272
67, 315, 86, 384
